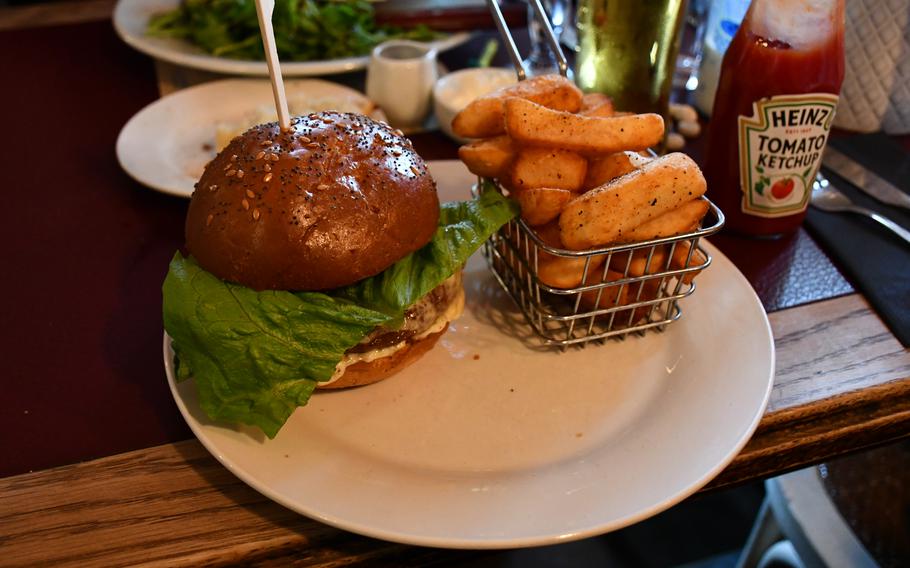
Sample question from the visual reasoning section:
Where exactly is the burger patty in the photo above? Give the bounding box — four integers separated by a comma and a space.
347, 272, 462, 354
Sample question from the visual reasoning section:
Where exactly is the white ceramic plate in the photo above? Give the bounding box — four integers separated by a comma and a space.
116, 78, 384, 198
164, 161, 775, 548
113, 0, 470, 76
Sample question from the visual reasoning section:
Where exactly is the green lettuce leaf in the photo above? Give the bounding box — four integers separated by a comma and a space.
162, 191, 517, 437
163, 258, 391, 437
333, 190, 518, 322
148, 0, 443, 62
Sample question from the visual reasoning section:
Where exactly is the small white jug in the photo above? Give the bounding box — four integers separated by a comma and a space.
366, 40, 438, 130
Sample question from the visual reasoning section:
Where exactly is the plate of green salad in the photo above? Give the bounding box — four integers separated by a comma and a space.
114, 0, 470, 76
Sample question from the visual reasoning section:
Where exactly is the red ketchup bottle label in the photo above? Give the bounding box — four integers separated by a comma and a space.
737, 93, 838, 218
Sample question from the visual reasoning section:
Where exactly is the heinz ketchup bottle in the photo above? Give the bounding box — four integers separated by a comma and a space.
704, 0, 845, 237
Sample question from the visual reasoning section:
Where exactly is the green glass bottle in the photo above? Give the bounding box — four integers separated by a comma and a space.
575, 0, 688, 117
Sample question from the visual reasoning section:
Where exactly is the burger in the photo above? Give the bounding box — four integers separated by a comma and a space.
162, 112, 515, 437
186, 113, 446, 389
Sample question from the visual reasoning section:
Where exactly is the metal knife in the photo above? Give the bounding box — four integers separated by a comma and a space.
822, 146, 910, 211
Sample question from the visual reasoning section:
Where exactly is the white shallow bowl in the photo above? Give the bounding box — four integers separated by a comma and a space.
433, 67, 518, 142
116, 78, 383, 198
165, 160, 775, 549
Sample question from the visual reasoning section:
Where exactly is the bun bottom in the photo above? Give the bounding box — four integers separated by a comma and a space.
316, 325, 449, 390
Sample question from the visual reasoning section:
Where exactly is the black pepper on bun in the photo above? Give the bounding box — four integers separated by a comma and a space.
186, 112, 439, 291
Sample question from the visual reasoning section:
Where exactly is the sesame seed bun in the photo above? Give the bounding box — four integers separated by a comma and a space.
185, 112, 440, 291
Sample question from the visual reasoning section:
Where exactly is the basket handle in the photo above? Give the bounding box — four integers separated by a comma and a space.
485, 0, 569, 80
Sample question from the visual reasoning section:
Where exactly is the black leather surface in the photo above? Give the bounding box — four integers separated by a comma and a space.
710, 228, 854, 313
805, 134, 910, 346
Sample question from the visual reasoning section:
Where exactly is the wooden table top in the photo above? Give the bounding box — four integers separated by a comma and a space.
1, 4, 908, 567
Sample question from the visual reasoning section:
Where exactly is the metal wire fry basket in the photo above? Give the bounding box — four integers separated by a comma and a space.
476, 180, 724, 347
476, 0, 725, 347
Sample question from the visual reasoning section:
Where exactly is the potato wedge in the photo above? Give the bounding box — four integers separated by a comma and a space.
621, 198, 710, 242
579, 269, 628, 309
458, 136, 515, 178
607, 241, 708, 285
531, 220, 565, 264
452, 75, 583, 138
517, 187, 574, 226
509, 147, 587, 191
583, 151, 643, 190
608, 246, 672, 276
669, 241, 709, 285
533, 220, 564, 248
504, 97, 664, 154
578, 270, 661, 315
579, 93, 615, 117
559, 153, 707, 250
627, 152, 655, 168
505, 219, 565, 266
537, 254, 605, 289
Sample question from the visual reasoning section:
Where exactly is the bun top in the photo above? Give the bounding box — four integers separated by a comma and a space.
185, 112, 439, 291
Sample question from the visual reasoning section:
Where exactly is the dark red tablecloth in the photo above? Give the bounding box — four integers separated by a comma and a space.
0, 20, 854, 478
0, 21, 191, 476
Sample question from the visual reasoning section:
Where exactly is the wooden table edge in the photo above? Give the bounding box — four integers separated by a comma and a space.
2, 292, 908, 566
708, 377, 910, 490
